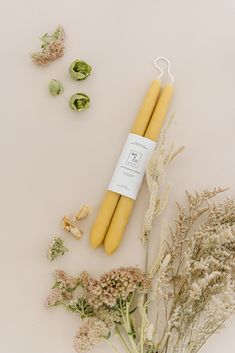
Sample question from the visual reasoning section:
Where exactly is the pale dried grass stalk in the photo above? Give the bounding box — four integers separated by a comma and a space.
142, 120, 184, 247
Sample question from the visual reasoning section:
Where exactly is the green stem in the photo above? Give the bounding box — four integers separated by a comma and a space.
120, 302, 139, 353
144, 240, 150, 308
140, 312, 145, 353
116, 326, 132, 353
105, 337, 122, 353
126, 304, 139, 353
144, 235, 150, 274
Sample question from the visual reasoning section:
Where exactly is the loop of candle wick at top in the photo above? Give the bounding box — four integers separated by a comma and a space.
154, 56, 174, 84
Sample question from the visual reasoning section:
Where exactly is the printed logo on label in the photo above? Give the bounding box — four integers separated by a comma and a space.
108, 133, 156, 200
126, 150, 142, 168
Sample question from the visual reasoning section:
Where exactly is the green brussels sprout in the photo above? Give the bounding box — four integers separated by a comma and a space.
69, 93, 90, 112
69, 60, 92, 81
49, 79, 63, 96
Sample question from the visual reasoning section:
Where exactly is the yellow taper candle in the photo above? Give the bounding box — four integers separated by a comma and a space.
104, 84, 173, 255
90, 80, 161, 248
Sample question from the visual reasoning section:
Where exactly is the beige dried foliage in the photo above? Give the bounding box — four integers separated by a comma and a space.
142, 122, 184, 246
148, 189, 235, 353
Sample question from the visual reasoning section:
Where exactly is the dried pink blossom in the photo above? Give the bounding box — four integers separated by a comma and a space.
31, 26, 65, 66
45, 287, 63, 307
46, 270, 79, 307
80, 267, 150, 308
74, 317, 109, 352
54, 270, 78, 290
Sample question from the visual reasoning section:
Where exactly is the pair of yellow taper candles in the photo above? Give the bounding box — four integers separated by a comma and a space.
90, 79, 173, 254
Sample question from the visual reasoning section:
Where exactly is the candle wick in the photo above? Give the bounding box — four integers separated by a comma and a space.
153, 56, 174, 84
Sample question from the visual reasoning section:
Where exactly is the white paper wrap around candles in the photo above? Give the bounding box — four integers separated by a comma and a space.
108, 133, 156, 200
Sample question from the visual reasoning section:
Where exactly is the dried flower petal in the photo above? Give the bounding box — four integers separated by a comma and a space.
62, 216, 83, 239
75, 205, 92, 221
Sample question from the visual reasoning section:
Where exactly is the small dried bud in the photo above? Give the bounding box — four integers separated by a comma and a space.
49, 79, 63, 96
69, 59, 92, 81
69, 93, 90, 112
75, 205, 92, 221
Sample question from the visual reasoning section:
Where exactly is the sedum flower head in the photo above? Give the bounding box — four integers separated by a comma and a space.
69, 93, 90, 112
69, 60, 92, 81
74, 317, 109, 353
80, 267, 150, 308
47, 236, 68, 261
31, 26, 65, 66
49, 79, 63, 96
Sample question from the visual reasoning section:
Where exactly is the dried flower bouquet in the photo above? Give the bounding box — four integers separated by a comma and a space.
46, 126, 235, 353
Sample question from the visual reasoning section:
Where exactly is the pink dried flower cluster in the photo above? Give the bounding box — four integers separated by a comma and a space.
45, 287, 64, 307
31, 26, 65, 66
46, 270, 79, 307
80, 267, 150, 308
54, 269, 78, 290
74, 317, 109, 353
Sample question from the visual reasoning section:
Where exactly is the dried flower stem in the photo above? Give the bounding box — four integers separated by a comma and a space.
115, 326, 132, 353
105, 337, 122, 353
143, 119, 184, 274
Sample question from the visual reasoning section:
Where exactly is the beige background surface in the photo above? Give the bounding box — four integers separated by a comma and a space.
0, 0, 235, 352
